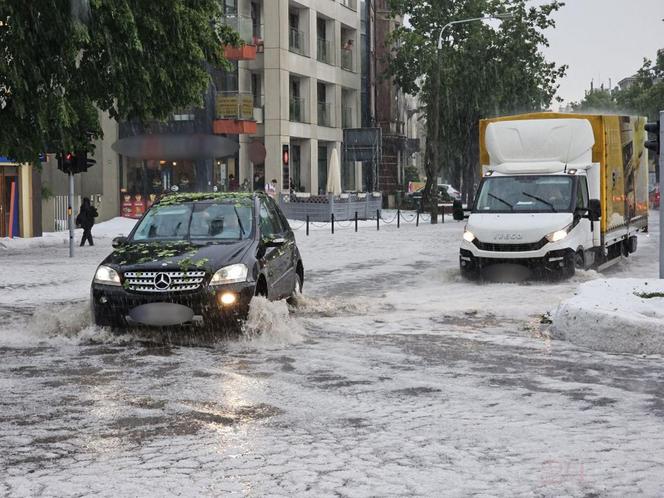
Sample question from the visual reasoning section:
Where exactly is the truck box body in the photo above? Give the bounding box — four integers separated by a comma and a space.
460, 113, 649, 278
479, 112, 649, 236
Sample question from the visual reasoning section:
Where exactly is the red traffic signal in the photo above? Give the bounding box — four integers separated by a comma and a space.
282, 144, 289, 166
57, 151, 96, 174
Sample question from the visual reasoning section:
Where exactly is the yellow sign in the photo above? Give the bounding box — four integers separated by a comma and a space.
216, 94, 254, 120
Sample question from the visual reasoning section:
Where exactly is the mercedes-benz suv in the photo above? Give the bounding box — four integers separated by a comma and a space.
91, 192, 304, 328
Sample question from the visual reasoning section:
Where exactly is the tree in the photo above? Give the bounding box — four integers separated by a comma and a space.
0, 0, 240, 163
387, 0, 566, 222
571, 88, 617, 113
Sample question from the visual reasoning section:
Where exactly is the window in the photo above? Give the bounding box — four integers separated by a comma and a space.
266, 197, 289, 233
576, 176, 589, 210
259, 199, 280, 237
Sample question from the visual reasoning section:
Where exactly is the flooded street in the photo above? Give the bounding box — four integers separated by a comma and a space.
2, 219, 664, 496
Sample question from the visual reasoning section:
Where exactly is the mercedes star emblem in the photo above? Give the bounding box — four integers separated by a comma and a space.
154, 272, 171, 290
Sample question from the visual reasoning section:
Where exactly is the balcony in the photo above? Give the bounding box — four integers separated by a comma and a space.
317, 38, 333, 65
289, 28, 305, 56
213, 92, 257, 134
317, 102, 332, 127
340, 0, 357, 11
290, 97, 305, 123
342, 106, 353, 129
221, 14, 259, 60
341, 49, 353, 72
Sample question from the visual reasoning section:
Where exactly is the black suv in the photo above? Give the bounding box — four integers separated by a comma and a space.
90, 192, 304, 328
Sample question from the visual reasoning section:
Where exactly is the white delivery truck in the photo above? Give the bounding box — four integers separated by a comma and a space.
460, 113, 649, 278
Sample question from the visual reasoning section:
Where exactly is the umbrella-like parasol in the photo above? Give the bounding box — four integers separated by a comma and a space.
326, 148, 342, 195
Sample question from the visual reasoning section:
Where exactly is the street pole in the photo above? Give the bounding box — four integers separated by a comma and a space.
68, 172, 75, 258
659, 110, 664, 279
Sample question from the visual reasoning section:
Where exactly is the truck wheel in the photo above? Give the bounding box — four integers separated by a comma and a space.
574, 250, 585, 270
562, 255, 576, 279
460, 263, 478, 280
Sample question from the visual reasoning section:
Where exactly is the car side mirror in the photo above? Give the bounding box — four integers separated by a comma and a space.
587, 199, 601, 222
112, 236, 128, 248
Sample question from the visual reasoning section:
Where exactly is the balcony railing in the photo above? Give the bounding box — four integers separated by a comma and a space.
340, 0, 357, 11
341, 48, 353, 71
317, 38, 333, 65
215, 92, 255, 120
342, 106, 353, 129
290, 97, 305, 123
289, 28, 305, 55
220, 14, 254, 43
317, 102, 332, 127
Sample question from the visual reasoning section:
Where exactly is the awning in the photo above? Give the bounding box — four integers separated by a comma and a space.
112, 134, 240, 161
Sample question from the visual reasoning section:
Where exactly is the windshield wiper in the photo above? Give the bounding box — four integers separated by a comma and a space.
233, 206, 246, 240
488, 193, 513, 210
522, 192, 557, 212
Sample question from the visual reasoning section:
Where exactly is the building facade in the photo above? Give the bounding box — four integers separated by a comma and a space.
115, 0, 363, 202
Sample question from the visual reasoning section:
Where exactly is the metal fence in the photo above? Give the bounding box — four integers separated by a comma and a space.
278, 192, 382, 222
53, 195, 81, 232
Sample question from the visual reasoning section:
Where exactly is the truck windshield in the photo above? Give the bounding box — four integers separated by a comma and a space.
474, 175, 574, 213
132, 201, 253, 242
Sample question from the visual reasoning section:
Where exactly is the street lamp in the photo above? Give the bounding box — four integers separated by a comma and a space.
427, 13, 514, 223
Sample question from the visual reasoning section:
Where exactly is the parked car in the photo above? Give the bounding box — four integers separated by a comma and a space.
90, 192, 304, 329
403, 185, 454, 211
440, 183, 462, 201
650, 184, 660, 209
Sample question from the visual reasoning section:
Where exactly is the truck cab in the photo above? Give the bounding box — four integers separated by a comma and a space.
460, 116, 647, 279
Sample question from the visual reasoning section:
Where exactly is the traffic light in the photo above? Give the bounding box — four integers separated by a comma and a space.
57, 152, 76, 173
645, 121, 660, 155
57, 150, 96, 174
282, 144, 289, 166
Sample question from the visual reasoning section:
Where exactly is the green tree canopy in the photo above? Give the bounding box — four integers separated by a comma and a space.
574, 52, 664, 121
0, 0, 240, 163
387, 0, 566, 208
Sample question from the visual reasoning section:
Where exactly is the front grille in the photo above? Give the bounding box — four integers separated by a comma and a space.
123, 271, 207, 293
473, 238, 548, 252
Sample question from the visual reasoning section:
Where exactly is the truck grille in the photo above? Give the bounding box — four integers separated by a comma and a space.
123, 271, 207, 293
473, 238, 548, 252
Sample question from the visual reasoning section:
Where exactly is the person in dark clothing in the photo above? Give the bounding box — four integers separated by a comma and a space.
76, 197, 98, 246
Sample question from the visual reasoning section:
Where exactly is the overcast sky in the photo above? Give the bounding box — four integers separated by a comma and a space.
534, 0, 664, 108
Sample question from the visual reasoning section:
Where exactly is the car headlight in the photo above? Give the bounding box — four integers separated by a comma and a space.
546, 224, 572, 243
463, 230, 476, 243
94, 265, 121, 286
210, 264, 248, 286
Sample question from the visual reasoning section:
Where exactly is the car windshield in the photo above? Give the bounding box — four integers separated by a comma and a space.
475, 175, 574, 213
132, 201, 253, 241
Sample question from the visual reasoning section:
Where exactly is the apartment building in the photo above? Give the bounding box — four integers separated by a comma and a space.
217, 0, 363, 194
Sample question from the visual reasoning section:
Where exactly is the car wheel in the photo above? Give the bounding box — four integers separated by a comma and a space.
287, 272, 303, 306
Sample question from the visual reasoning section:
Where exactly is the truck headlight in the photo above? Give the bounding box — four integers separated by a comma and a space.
94, 265, 121, 286
546, 224, 572, 243
463, 230, 476, 243
210, 264, 248, 286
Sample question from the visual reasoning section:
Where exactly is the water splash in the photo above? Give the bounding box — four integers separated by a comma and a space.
241, 297, 305, 345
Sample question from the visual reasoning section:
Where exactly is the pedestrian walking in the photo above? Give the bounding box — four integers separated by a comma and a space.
265, 179, 278, 198
76, 197, 98, 246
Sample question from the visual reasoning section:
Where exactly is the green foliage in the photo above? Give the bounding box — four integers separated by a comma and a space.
386, 0, 566, 208
572, 52, 664, 122
0, 0, 241, 163
571, 89, 617, 113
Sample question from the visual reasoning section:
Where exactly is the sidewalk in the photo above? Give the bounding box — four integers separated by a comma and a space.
0, 217, 137, 252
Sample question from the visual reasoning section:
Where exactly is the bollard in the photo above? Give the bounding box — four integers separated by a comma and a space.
331, 213, 335, 234
416, 211, 420, 227
397, 209, 400, 228
441, 204, 445, 224
306, 215, 310, 236
376, 209, 380, 231
355, 211, 358, 232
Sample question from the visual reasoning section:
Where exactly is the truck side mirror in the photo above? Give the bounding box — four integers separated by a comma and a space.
587, 199, 601, 222
452, 200, 465, 221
